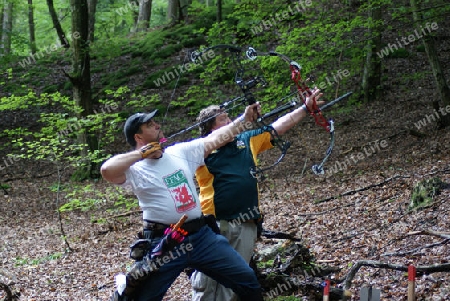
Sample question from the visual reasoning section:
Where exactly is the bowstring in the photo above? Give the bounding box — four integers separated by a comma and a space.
156, 48, 206, 166
159, 49, 191, 141
157, 47, 252, 166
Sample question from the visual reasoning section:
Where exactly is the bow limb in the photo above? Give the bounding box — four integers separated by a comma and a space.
243, 47, 355, 175
310, 92, 352, 174
312, 120, 335, 175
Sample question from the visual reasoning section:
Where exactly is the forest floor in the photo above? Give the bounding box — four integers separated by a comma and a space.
1, 88, 450, 301
1, 33, 450, 301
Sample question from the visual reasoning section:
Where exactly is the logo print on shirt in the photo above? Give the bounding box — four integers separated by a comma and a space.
163, 170, 197, 213
236, 139, 246, 149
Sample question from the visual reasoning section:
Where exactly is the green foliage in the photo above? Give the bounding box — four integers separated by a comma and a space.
129, 24, 203, 61
177, 0, 364, 115
59, 197, 103, 212
42, 85, 58, 93
172, 85, 214, 115
126, 92, 163, 112
110, 188, 139, 212
0, 89, 126, 174
0, 183, 11, 190
400, 71, 429, 84
409, 177, 443, 211
14, 252, 63, 267
58, 184, 137, 213
2, 0, 449, 186
188, 1, 221, 30
59, 184, 102, 212
257, 259, 275, 269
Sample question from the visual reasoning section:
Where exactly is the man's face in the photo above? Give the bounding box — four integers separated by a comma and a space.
135, 119, 164, 146
211, 112, 232, 131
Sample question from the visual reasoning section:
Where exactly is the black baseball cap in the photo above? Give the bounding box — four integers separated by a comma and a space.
124, 110, 158, 147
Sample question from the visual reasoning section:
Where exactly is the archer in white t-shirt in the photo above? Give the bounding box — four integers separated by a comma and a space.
101, 103, 265, 301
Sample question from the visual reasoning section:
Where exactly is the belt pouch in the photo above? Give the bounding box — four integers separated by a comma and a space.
129, 239, 152, 261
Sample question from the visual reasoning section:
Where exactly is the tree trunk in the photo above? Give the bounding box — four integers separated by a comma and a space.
0, 2, 3, 35
1, 0, 13, 55
69, 0, 97, 179
135, 0, 152, 32
87, 0, 98, 43
410, 0, 450, 128
47, 0, 70, 48
177, 1, 184, 23
167, 0, 179, 24
180, 0, 191, 21
217, 0, 222, 22
130, 0, 138, 29
28, 0, 37, 54
361, 2, 382, 102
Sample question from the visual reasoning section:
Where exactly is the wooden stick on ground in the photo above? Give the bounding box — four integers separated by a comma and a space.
0, 282, 14, 301
315, 175, 410, 204
408, 265, 416, 301
343, 261, 450, 290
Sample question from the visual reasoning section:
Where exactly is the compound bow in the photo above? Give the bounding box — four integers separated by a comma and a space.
174, 44, 352, 177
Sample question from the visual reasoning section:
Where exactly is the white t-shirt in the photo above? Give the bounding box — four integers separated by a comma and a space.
121, 139, 205, 224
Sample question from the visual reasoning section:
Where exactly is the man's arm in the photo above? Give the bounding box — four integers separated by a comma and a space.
271, 88, 324, 136
203, 102, 260, 157
100, 150, 142, 184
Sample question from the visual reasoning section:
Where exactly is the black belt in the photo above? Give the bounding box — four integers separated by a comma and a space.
143, 216, 206, 237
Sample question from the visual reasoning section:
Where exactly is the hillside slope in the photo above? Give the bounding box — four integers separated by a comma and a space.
1, 5, 450, 300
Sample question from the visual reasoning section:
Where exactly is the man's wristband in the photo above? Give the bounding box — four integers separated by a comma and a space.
300, 104, 308, 113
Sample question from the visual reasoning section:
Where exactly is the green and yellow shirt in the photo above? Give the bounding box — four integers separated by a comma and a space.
196, 128, 273, 220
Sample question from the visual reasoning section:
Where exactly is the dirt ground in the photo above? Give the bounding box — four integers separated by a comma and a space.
1, 84, 450, 301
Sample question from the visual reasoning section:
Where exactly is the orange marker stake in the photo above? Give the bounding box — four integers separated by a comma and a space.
323, 279, 330, 301
408, 265, 416, 301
